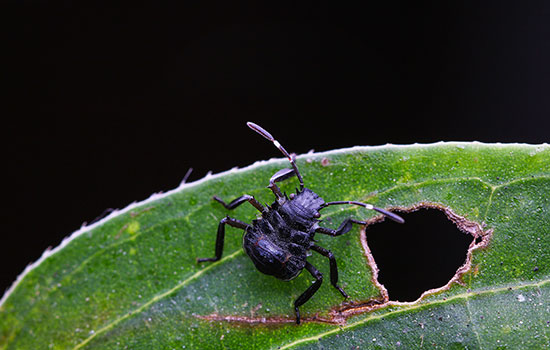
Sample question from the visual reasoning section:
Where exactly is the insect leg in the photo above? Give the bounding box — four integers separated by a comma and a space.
213, 194, 266, 213
311, 244, 348, 298
197, 216, 249, 263
315, 218, 366, 236
294, 262, 323, 325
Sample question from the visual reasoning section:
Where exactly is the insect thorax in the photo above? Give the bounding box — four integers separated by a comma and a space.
241, 188, 325, 281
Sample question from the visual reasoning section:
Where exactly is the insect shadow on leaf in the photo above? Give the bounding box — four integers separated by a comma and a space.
197, 122, 404, 324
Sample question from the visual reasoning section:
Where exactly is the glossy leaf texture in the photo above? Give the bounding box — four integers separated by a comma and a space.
1, 143, 549, 350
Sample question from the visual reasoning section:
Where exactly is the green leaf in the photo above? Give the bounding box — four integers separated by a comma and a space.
1, 142, 549, 349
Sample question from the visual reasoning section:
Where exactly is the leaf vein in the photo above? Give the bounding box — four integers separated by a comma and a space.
278, 278, 550, 350
72, 249, 243, 350
465, 296, 484, 350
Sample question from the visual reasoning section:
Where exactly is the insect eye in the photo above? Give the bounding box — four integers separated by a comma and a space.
314, 212, 321, 218
289, 193, 296, 199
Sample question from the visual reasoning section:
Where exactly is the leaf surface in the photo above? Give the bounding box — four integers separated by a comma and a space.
1, 142, 549, 349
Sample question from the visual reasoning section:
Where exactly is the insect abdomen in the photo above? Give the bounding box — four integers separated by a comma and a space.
243, 228, 306, 281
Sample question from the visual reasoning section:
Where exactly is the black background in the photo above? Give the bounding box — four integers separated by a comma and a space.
2, 2, 550, 296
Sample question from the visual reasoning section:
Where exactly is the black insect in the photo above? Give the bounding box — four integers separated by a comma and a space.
197, 122, 404, 324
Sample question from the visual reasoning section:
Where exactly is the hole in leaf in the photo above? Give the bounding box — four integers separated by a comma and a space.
366, 208, 473, 302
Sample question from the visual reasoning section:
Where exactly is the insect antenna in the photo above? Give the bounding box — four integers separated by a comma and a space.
247, 122, 304, 190
321, 200, 405, 224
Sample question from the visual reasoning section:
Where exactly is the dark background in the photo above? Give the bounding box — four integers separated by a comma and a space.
2, 2, 549, 296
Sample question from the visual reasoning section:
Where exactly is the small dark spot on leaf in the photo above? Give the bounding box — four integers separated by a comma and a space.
533, 266, 539, 272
